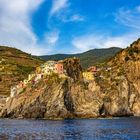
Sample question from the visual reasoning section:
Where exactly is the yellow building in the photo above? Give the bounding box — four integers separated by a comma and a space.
83, 72, 94, 81
28, 73, 35, 81
23, 79, 28, 85
36, 66, 41, 74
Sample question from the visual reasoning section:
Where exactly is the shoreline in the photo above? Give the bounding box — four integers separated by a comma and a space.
0, 116, 139, 121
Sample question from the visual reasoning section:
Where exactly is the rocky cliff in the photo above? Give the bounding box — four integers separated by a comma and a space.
0, 58, 103, 119
0, 46, 44, 111
96, 38, 140, 116
0, 39, 140, 119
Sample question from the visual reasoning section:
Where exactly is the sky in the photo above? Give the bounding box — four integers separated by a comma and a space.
0, 0, 140, 55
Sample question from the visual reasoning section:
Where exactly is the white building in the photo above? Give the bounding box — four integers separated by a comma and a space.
35, 74, 42, 82
10, 86, 17, 97
42, 61, 56, 74
28, 73, 35, 81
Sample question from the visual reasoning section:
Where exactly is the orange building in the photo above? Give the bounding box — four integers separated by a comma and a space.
55, 62, 64, 74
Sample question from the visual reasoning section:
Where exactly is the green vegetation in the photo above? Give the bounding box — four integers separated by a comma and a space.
83, 82, 89, 90
16, 65, 34, 75
125, 56, 130, 61
40, 47, 121, 69
117, 68, 125, 76
127, 47, 139, 56
0, 45, 44, 95
19, 88, 26, 94
46, 73, 62, 85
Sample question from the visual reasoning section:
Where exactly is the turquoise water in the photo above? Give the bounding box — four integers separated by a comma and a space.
0, 117, 140, 140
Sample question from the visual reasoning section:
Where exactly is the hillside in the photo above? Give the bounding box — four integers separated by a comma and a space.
0, 46, 44, 96
1, 39, 140, 119
40, 47, 121, 69
95, 38, 140, 116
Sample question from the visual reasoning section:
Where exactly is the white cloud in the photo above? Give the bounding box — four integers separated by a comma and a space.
49, 0, 84, 23
72, 33, 140, 53
0, 0, 60, 55
70, 15, 84, 22
72, 5, 140, 53
115, 6, 140, 30
60, 14, 85, 22
44, 30, 59, 45
72, 35, 103, 52
50, 0, 69, 16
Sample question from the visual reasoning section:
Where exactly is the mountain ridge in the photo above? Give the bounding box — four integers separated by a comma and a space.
40, 47, 121, 69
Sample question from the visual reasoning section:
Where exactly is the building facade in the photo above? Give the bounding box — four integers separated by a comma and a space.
10, 86, 17, 97
83, 72, 94, 81
55, 62, 64, 74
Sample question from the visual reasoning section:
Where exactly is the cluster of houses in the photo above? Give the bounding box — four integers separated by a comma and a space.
82, 66, 112, 81
83, 66, 99, 81
9, 61, 100, 99
10, 61, 65, 98
8, 58, 111, 100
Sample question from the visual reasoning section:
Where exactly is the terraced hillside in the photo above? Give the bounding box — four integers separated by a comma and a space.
0, 46, 44, 96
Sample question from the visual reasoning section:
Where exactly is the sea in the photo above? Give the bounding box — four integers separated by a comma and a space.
0, 117, 140, 140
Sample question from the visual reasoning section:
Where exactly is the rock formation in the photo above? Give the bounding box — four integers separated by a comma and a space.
96, 38, 140, 116
0, 39, 140, 119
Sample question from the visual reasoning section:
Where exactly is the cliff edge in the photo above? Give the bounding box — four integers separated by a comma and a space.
0, 39, 140, 119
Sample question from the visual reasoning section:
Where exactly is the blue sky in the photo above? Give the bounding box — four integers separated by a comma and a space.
0, 0, 140, 55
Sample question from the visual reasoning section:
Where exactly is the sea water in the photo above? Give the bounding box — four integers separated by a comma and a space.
0, 117, 140, 140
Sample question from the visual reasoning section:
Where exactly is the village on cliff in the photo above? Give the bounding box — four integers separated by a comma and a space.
8, 59, 106, 101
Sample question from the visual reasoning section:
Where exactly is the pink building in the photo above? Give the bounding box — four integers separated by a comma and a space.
87, 66, 97, 73
55, 62, 64, 74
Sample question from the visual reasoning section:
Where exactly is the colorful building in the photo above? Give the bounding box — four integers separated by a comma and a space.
9, 60, 66, 98
10, 86, 17, 97
42, 61, 56, 74
55, 62, 64, 74
35, 74, 42, 82
17, 81, 24, 89
87, 66, 97, 73
43, 65, 55, 74
83, 72, 94, 81
28, 73, 35, 81
36, 66, 41, 74
23, 79, 28, 85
